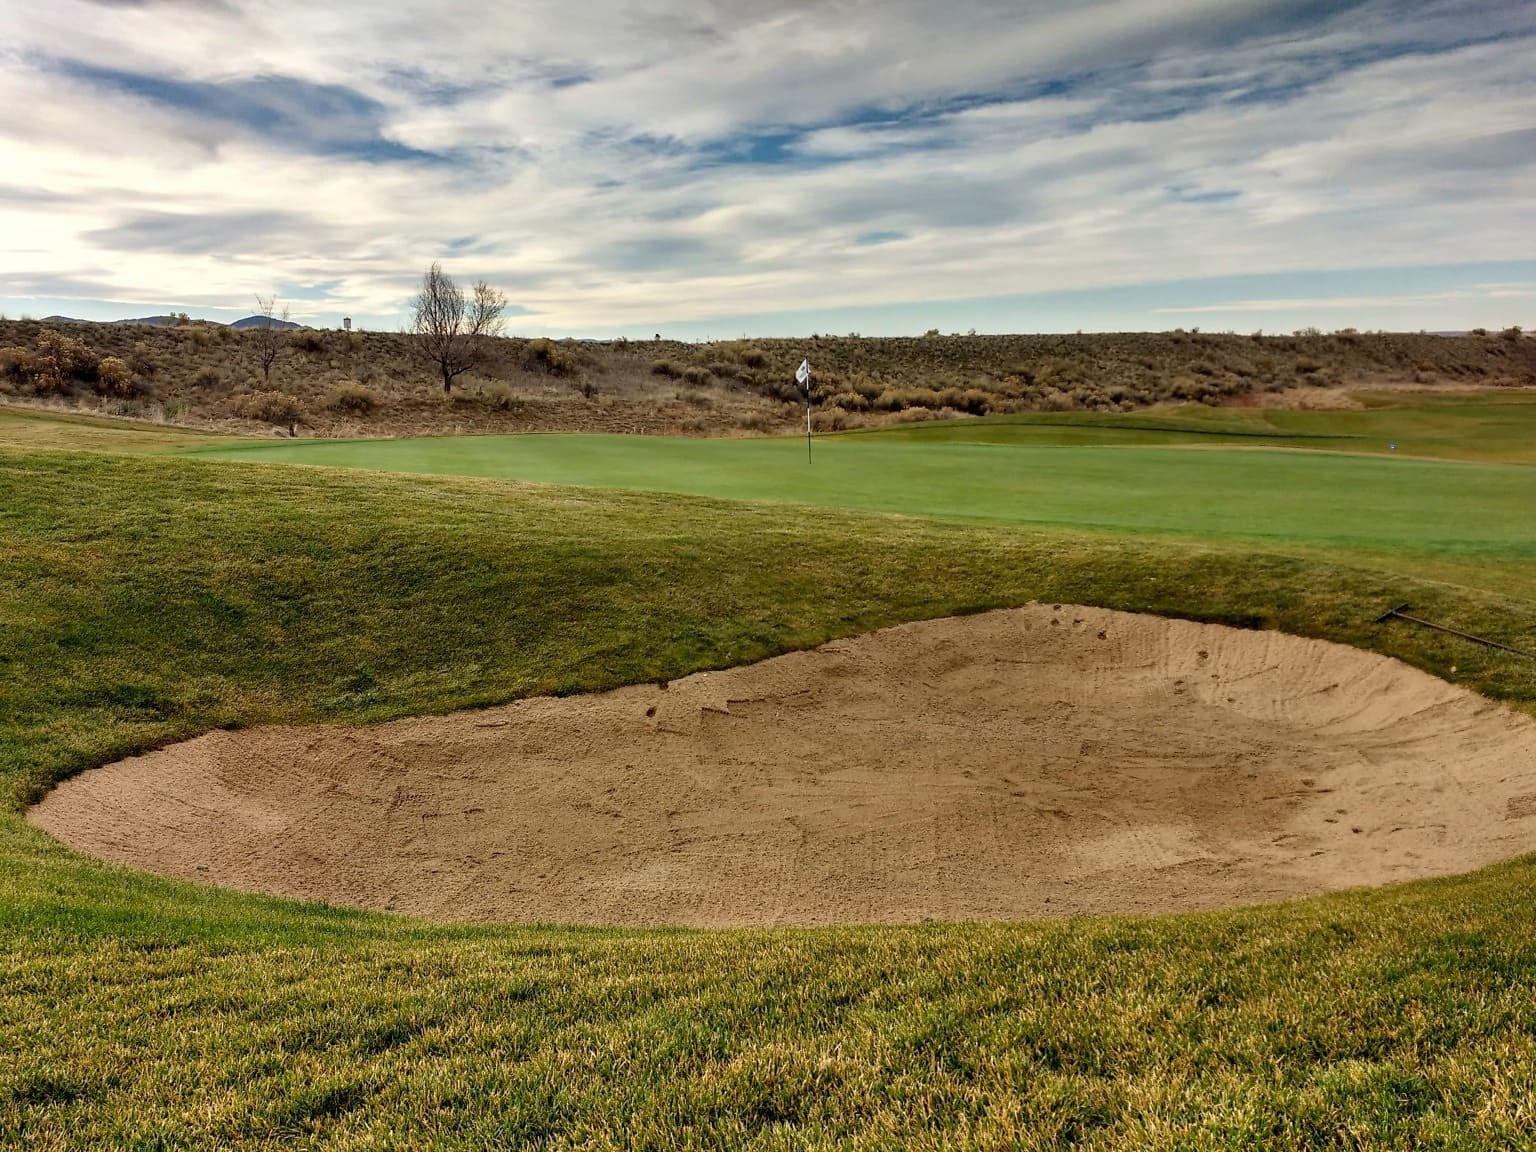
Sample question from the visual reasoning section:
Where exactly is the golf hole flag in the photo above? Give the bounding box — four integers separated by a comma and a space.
796, 359, 812, 462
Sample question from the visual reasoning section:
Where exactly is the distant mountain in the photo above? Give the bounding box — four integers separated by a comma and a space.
27, 314, 308, 329
230, 315, 304, 331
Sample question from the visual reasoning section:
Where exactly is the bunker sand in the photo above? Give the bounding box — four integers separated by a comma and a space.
31, 606, 1536, 927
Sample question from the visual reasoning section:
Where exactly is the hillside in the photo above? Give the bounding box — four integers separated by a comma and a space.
1, 318, 1531, 437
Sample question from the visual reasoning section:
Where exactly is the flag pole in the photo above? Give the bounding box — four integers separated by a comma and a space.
796, 358, 813, 464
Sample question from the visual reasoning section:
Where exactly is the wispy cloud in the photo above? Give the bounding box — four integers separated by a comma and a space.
0, 0, 1533, 333
1156, 284, 1536, 314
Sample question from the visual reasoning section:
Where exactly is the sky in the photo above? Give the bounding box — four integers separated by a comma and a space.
1, 0, 1533, 338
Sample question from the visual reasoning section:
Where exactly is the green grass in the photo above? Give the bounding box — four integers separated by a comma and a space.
848, 391, 1536, 464
6, 404, 1536, 1148
187, 407, 1536, 600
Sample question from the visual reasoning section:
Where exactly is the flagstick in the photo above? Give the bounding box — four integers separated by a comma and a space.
796, 358, 813, 464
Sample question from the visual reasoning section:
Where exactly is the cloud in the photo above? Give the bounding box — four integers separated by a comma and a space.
52, 62, 440, 163
1155, 284, 1536, 314
1, 0, 1534, 332
84, 210, 318, 256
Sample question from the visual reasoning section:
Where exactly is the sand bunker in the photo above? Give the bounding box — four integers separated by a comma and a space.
31, 605, 1536, 927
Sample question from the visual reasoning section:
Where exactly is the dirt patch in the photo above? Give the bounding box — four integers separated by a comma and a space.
30, 606, 1536, 927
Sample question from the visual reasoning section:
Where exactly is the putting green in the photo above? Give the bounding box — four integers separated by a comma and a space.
189, 432, 1536, 598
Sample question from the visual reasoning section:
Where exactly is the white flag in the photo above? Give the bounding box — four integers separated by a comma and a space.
795, 359, 810, 386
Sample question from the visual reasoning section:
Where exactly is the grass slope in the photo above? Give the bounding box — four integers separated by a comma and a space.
5, 436, 1536, 1147
0, 405, 226, 454
189, 420, 1536, 600
857, 392, 1536, 465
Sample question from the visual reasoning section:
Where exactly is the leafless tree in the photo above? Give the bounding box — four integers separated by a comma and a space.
411, 262, 507, 393
251, 294, 290, 383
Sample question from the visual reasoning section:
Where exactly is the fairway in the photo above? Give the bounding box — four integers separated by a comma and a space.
190, 422, 1536, 598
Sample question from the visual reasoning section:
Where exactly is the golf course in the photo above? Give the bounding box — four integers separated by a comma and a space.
5, 391, 1536, 1148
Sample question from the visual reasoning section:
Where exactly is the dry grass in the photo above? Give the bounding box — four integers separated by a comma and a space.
2, 320, 1532, 439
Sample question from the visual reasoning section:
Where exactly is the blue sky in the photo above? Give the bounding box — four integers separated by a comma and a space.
1, 0, 1533, 336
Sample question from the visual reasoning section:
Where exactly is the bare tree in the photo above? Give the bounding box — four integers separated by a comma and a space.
251, 294, 291, 383
411, 262, 507, 393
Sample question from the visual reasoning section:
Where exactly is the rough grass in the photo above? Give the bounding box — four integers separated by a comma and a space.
8, 849, 1536, 1150
6, 420, 1536, 1147
0, 404, 227, 453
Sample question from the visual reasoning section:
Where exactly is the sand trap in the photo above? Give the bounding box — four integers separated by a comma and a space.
30, 605, 1536, 927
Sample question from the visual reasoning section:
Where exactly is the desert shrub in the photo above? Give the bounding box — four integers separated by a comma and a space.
1470, 328, 1489, 337
706, 361, 738, 379
827, 390, 869, 412
484, 383, 517, 411
715, 341, 768, 369
0, 346, 32, 379
291, 330, 326, 354
95, 357, 135, 398
524, 338, 581, 377
651, 359, 684, 379
952, 388, 993, 415
682, 366, 712, 386
237, 390, 305, 434
327, 382, 376, 414
811, 407, 850, 431
192, 367, 222, 389
25, 331, 99, 395
735, 411, 779, 433
1502, 326, 1524, 341
872, 387, 948, 412
1295, 358, 1324, 375
576, 378, 599, 400
129, 342, 157, 377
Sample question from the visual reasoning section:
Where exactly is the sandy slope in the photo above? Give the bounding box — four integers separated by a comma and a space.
31, 606, 1536, 927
